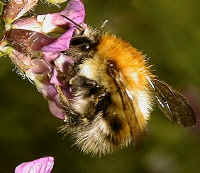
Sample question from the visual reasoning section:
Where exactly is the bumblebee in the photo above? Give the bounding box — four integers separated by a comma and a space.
5, 16, 196, 155
56, 17, 196, 156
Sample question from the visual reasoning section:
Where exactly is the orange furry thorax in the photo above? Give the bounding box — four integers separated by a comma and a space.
97, 33, 153, 90
94, 33, 154, 132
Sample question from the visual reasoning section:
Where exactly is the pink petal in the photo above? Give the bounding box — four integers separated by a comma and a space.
6, 29, 55, 53
60, 0, 85, 25
31, 59, 51, 74
42, 27, 74, 52
30, 33, 56, 51
50, 68, 63, 86
48, 100, 66, 120
40, 14, 67, 31
13, 17, 42, 32
40, 0, 85, 28
43, 52, 60, 63
41, 0, 85, 52
15, 157, 54, 173
46, 84, 58, 100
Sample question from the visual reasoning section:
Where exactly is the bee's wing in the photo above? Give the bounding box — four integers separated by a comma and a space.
112, 72, 147, 137
148, 79, 196, 126
107, 61, 147, 138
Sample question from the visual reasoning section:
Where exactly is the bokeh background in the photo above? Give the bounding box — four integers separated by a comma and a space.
1, 0, 200, 172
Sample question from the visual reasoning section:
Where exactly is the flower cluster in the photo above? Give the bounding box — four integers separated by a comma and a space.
0, 0, 85, 120
0, 1, 86, 171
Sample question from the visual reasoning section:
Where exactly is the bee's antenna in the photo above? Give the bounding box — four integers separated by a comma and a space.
61, 15, 84, 32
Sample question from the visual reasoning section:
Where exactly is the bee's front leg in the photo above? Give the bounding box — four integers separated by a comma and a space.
55, 85, 82, 125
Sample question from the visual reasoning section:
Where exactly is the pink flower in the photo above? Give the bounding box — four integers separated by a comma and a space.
1, 0, 86, 120
42, 0, 85, 52
15, 157, 54, 173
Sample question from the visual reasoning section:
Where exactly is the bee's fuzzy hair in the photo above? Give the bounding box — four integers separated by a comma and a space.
59, 113, 132, 156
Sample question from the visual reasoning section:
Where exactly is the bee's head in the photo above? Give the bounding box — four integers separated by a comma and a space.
70, 26, 101, 51
60, 15, 103, 62
62, 26, 102, 65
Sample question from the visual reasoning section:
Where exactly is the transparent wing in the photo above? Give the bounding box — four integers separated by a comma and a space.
149, 79, 196, 127
116, 74, 146, 132
107, 62, 146, 138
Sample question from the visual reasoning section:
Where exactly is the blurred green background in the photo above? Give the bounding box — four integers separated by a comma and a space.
1, 0, 200, 172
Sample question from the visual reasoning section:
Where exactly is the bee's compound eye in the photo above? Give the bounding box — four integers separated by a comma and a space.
70, 37, 92, 51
